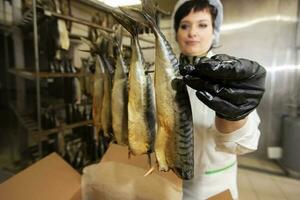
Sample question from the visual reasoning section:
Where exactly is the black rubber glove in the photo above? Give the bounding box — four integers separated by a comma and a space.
179, 54, 266, 121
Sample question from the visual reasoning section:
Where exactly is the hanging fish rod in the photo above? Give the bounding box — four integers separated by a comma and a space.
44, 10, 155, 45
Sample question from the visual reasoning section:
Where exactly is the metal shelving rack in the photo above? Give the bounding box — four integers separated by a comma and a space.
7, 0, 99, 160
7, 0, 164, 166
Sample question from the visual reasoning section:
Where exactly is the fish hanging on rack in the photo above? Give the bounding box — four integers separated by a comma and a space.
92, 27, 128, 145
111, 10, 156, 159
101, 53, 113, 138
73, 77, 82, 104
88, 12, 108, 51
111, 26, 129, 145
80, 35, 104, 136
93, 55, 105, 137
54, 0, 70, 50
60, 0, 72, 31
86, 29, 114, 138
120, 0, 194, 180
88, 13, 102, 44
81, 57, 95, 96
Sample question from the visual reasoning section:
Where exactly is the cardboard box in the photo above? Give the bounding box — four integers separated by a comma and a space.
0, 153, 81, 200
208, 190, 233, 200
0, 144, 233, 200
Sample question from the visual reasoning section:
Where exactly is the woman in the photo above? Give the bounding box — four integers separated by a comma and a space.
172, 0, 266, 199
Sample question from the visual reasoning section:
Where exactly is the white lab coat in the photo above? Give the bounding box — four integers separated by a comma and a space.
182, 52, 261, 200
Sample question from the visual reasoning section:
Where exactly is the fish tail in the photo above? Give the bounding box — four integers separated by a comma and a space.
120, 0, 160, 34
144, 166, 155, 177
141, 0, 157, 24
111, 10, 143, 37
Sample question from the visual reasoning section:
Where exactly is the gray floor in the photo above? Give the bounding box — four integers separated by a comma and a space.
238, 156, 300, 200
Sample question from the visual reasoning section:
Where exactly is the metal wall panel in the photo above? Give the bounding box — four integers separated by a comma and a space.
215, 0, 299, 158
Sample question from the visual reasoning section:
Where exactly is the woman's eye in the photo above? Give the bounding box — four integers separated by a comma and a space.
180, 24, 189, 30
199, 24, 208, 28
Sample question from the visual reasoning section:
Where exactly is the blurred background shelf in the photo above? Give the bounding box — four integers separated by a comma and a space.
0, 22, 13, 33
32, 120, 93, 140
9, 102, 93, 137
8, 68, 92, 80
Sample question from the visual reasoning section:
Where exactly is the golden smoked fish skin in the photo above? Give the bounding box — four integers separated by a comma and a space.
93, 55, 105, 135
111, 11, 156, 156
127, 38, 155, 155
154, 34, 194, 180
121, 0, 194, 180
112, 46, 129, 145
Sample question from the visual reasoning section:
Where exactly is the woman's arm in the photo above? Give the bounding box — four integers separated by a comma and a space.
215, 116, 247, 133
212, 110, 261, 155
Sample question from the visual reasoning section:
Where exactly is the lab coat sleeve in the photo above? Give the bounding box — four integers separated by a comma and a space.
211, 110, 261, 155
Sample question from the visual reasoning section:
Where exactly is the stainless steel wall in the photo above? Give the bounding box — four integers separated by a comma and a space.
215, 0, 299, 158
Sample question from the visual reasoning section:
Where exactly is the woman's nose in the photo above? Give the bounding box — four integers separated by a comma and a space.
188, 26, 197, 37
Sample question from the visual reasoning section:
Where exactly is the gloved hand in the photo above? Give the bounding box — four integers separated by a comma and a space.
179, 54, 266, 121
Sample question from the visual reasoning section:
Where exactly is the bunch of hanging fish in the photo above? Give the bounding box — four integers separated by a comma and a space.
107, 0, 194, 180
87, 0, 193, 180
84, 11, 156, 153
82, 24, 127, 146
111, 14, 156, 158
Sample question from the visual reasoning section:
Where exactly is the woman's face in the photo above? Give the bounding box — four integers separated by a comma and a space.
176, 8, 214, 56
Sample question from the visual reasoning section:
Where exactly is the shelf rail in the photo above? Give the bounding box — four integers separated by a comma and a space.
44, 10, 155, 44
8, 68, 92, 80
33, 0, 42, 158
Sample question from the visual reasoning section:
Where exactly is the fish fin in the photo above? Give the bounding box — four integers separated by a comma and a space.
144, 166, 155, 177
111, 9, 143, 36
